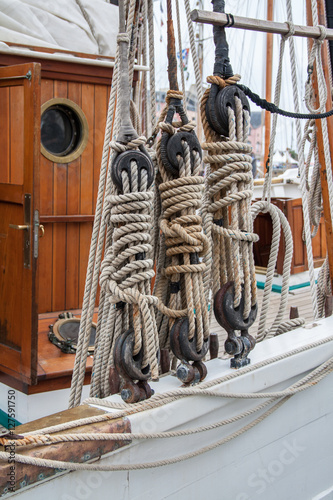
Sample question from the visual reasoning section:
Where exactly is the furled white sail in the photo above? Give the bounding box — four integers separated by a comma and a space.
0, 0, 119, 56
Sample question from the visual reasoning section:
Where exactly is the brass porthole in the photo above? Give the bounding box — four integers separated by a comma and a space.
40, 98, 89, 163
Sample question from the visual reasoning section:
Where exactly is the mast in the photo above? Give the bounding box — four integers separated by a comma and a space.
306, 0, 333, 291
325, 0, 333, 75
264, 0, 274, 173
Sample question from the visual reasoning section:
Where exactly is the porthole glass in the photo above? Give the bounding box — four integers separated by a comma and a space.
40, 98, 89, 163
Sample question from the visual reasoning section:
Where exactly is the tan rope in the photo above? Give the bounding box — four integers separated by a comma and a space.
201, 82, 257, 318
154, 90, 209, 355
1, 349, 332, 469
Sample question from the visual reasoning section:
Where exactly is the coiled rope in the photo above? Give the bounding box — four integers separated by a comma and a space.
201, 75, 257, 320
154, 89, 209, 353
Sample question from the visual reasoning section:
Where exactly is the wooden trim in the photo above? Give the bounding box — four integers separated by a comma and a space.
0, 54, 115, 85
0, 183, 23, 204
40, 214, 95, 223
3, 42, 116, 62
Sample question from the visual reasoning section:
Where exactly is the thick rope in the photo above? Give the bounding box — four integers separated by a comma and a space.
286, 0, 318, 320
1, 346, 332, 469
154, 90, 209, 354
8, 334, 332, 443
306, 2, 333, 315
185, 0, 203, 104
201, 80, 257, 319
3, 356, 332, 448
70, 0, 157, 405
69, 41, 121, 408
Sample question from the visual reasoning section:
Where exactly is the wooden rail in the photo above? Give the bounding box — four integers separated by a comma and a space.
191, 9, 333, 40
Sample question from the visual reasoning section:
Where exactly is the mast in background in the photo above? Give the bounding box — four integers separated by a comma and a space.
325, 0, 333, 78
306, 0, 333, 291
264, 0, 274, 173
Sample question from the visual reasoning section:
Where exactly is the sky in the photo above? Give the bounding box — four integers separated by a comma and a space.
153, 0, 310, 153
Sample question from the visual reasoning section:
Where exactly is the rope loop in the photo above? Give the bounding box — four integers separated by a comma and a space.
317, 24, 327, 42
166, 89, 184, 103
206, 74, 241, 89
117, 33, 130, 44
110, 136, 147, 152
282, 21, 295, 40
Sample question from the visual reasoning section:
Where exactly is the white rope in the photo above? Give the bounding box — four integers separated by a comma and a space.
251, 201, 302, 340
306, 2, 333, 315
68, 45, 120, 408
148, 0, 157, 134
69, 0, 151, 407
184, 0, 203, 104
1, 344, 332, 470
286, 0, 318, 320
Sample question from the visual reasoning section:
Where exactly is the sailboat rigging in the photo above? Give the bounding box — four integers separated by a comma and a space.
0, 0, 333, 498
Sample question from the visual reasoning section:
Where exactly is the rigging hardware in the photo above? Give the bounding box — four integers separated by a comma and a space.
214, 282, 257, 368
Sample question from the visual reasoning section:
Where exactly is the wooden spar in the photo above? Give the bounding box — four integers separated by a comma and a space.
306, 0, 333, 291
190, 9, 333, 40
167, 0, 179, 91
264, 0, 274, 173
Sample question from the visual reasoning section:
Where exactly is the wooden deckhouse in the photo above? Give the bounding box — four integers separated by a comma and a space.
0, 45, 118, 401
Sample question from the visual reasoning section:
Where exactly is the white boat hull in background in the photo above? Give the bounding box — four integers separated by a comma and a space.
6, 317, 333, 500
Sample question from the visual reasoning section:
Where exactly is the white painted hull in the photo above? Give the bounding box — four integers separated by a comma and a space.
4, 317, 333, 500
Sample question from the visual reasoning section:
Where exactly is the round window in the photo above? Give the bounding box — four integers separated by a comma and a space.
40, 98, 89, 163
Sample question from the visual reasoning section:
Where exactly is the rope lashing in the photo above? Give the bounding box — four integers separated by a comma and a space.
85, 0, 160, 405
101, 0, 159, 402
200, 1, 259, 368
155, 90, 209, 367
201, 69, 258, 368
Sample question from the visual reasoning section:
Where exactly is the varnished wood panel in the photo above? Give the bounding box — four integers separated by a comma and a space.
80, 84, 95, 214
0, 52, 115, 85
0, 86, 24, 184
93, 85, 108, 207
254, 198, 327, 275
293, 205, 304, 268
51, 81, 68, 311
38, 79, 54, 313
0, 202, 24, 349
65, 83, 81, 309
0, 62, 41, 385
38, 78, 110, 313
10, 86, 24, 184
0, 87, 10, 183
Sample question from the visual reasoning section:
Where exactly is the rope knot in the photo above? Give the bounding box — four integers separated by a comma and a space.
282, 21, 295, 40
117, 33, 130, 44
317, 24, 327, 42
165, 90, 183, 104
206, 74, 241, 88
110, 136, 147, 152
